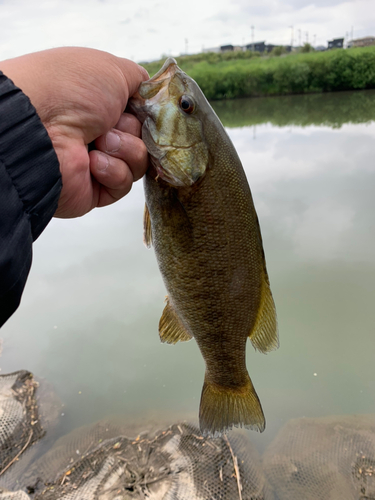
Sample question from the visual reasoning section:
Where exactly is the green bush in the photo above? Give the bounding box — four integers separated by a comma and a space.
300, 43, 314, 53
270, 46, 287, 57
141, 46, 375, 99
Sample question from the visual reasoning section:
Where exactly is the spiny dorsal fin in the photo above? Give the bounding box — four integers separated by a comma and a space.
249, 273, 279, 353
159, 296, 192, 344
143, 203, 152, 248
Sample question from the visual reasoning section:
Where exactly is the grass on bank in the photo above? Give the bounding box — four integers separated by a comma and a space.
141, 46, 375, 100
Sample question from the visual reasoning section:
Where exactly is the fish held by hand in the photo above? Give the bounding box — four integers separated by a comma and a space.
129, 58, 278, 437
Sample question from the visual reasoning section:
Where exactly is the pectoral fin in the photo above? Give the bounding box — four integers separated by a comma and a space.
159, 296, 192, 344
143, 203, 152, 248
249, 275, 279, 353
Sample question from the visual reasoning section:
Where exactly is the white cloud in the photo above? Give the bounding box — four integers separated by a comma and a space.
0, 0, 373, 63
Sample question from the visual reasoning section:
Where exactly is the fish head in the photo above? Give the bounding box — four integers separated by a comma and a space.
129, 58, 209, 187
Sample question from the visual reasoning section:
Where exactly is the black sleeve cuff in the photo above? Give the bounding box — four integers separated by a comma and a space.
0, 71, 62, 327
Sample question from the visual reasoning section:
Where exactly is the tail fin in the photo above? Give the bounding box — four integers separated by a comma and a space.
199, 374, 265, 437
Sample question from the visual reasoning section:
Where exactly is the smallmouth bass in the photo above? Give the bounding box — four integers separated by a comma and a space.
129, 58, 278, 436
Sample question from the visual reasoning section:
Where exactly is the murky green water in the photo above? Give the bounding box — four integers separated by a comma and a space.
1, 90, 375, 453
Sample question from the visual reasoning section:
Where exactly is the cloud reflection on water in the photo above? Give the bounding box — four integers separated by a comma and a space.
228, 121, 375, 264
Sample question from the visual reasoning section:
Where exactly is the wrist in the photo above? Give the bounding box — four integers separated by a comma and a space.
0, 71, 62, 238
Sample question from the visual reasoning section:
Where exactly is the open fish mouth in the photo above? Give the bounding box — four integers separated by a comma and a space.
149, 57, 178, 80
128, 59, 178, 128
138, 58, 178, 100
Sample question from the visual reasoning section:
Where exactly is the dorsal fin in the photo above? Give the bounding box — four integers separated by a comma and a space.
248, 210, 279, 353
159, 296, 192, 344
249, 273, 278, 353
143, 203, 152, 248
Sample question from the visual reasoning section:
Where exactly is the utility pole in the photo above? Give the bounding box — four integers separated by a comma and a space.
289, 25, 293, 49
185, 38, 188, 54
305, 31, 309, 44
298, 29, 301, 47
313, 34, 316, 47
251, 25, 254, 51
351, 26, 354, 41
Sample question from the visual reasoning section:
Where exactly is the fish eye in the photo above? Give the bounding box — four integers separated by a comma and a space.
179, 95, 195, 114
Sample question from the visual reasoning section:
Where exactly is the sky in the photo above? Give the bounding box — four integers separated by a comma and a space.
0, 0, 374, 63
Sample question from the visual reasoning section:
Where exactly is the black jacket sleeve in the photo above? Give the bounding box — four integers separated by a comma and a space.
0, 72, 62, 327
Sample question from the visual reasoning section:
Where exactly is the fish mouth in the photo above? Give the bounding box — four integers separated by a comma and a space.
128, 58, 178, 121
136, 58, 178, 102
146, 57, 177, 84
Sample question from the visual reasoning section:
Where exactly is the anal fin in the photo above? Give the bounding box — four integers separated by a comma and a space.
159, 296, 192, 344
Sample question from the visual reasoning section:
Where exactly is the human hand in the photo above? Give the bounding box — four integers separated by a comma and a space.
0, 47, 149, 218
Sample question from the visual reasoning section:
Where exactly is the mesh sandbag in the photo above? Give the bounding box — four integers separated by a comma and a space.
262, 414, 375, 500
0, 489, 30, 500
0, 371, 44, 476
28, 419, 268, 499
0, 371, 61, 491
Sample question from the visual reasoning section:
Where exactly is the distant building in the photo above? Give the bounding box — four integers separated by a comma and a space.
315, 45, 327, 52
265, 44, 276, 53
245, 41, 266, 53
202, 46, 221, 53
348, 36, 375, 48
221, 44, 234, 52
218, 44, 243, 52
328, 38, 344, 49
203, 44, 244, 53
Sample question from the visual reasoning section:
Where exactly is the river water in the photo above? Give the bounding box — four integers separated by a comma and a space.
1, 89, 375, 455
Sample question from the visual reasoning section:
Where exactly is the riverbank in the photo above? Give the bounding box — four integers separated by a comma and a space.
141, 46, 375, 100
211, 89, 375, 128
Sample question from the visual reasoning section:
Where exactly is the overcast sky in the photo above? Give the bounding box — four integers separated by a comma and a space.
0, 0, 374, 63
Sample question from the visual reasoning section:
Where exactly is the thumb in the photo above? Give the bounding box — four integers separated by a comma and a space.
115, 57, 149, 99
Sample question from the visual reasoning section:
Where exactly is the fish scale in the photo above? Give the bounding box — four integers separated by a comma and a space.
129, 57, 278, 436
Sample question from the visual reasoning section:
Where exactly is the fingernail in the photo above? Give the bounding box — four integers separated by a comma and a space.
105, 131, 121, 153
97, 152, 109, 172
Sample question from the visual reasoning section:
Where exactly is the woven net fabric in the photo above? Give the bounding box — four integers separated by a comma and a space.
25, 419, 268, 499
0, 490, 30, 500
0, 371, 44, 477
262, 414, 375, 500
0, 372, 60, 492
